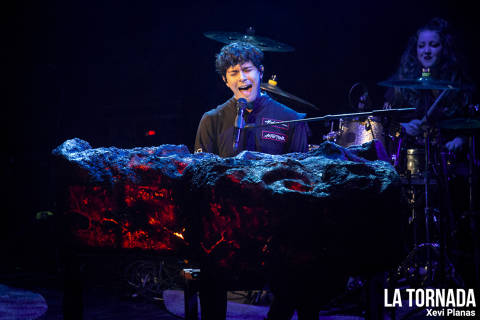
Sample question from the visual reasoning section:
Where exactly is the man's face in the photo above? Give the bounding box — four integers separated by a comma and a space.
417, 30, 442, 69
223, 61, 263, 103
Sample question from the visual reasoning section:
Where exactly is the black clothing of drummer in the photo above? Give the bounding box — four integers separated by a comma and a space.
384, 17, 479, 291
194, 41, 309, 157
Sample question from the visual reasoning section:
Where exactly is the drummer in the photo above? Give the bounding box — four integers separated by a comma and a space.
384, 17, 474, 151
384, 17, 479, 290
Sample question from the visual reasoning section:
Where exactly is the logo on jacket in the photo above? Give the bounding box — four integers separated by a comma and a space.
262, 131, 287, 143
262, 118, 289, 130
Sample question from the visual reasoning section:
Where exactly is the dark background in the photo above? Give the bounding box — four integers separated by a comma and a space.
4, 0, 479, 269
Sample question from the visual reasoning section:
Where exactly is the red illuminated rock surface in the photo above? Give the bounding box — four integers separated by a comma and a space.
53, 138, 405, 275
52, 138, 198, 253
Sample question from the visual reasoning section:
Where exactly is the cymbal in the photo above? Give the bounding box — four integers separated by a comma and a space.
260, 77, 319, 111
378, 77, 460, 90
204, 27, 294, 52
439, 118, 480, 130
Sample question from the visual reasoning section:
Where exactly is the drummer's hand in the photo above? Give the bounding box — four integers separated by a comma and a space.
400, 119, 423, 136
445, 136, 465, 152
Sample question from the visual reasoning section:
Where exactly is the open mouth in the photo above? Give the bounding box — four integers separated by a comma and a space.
239, 84, 253, 91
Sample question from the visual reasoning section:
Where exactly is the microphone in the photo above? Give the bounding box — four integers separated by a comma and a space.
233, 98, 248, 152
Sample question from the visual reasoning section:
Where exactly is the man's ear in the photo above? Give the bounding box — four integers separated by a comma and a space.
259, 65, 264, 79
222, 76, 227, 85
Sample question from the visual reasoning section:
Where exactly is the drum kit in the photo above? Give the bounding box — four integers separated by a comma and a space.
204, 28, 480, 288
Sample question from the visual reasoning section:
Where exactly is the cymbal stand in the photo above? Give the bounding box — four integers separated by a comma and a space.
419, 88, 467, 287
424, 134, 432, 243
465, 134, 480, 288
419, 90, 449, 281
421, 126, 436, 283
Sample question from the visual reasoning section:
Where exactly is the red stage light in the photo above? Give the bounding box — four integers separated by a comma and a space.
145, 130, 156, 136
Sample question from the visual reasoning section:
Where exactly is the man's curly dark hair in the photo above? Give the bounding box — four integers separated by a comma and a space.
215, 41, 264, 78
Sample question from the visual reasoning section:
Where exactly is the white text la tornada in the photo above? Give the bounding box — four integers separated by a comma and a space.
384, 288, 476, 308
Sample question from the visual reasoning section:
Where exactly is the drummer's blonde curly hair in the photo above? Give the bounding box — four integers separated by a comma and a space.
215, 41, 263, 78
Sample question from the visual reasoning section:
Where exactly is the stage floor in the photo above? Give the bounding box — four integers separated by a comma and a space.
0, 268, 365, 320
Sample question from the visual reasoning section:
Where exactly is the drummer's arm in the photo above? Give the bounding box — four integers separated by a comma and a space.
443, 101, 475, 152
400, 119, 423, 136
399, 119, 466, 151
445, 136, 466, 152
383, 99, 422, 136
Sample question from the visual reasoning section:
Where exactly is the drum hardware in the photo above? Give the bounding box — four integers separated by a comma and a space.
322, 121, 341, 143
439, 118, 480, 289
379, 71, 460, 286
395, 242, 464, 288
334, 116, 386, 149
381, 73, 469, 288
203, 27, 295, 52
438, 118, 480, 131
411, 91, 459, 286
307, 144, 321, 151
391, 130, 403, 168
406, 149, 424, 177
378, 76, 461, 91
394, 134, 465, 288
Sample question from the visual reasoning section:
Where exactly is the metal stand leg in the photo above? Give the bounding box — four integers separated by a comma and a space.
365, 273, 386, 320
466, 136, 480, 289
182, 268, 200, 320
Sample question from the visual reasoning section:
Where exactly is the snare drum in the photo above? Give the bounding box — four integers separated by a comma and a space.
405, 148, 425, 176
333, 117, 391, 162
395, 148, 425, 178
398, 148, 459, 182
336, 117, 386, 148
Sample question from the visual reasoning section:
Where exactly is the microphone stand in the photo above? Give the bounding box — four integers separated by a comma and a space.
233, 99, 247, 153
244, 108, 416, 129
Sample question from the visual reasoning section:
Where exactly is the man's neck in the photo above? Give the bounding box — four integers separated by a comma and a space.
243, 92, 267, 113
